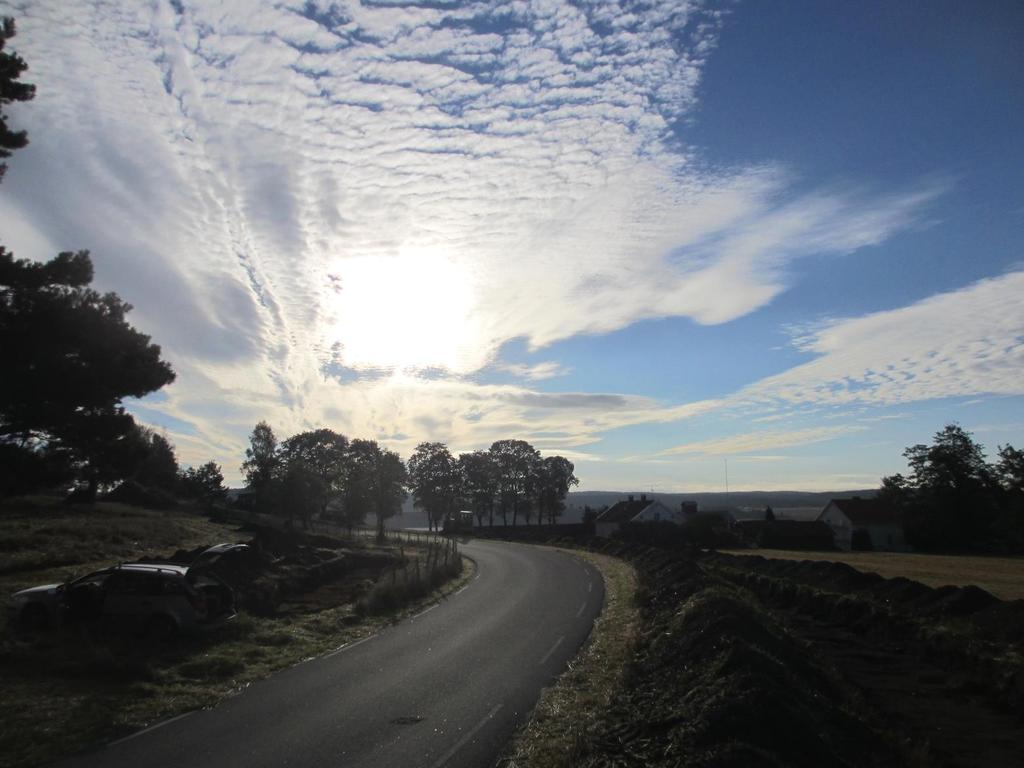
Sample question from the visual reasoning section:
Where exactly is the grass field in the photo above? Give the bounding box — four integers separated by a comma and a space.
720, 548, 1024, 601
0, 495, 242, 608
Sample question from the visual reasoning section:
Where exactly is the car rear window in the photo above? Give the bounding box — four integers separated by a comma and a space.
105, 572, 183, 596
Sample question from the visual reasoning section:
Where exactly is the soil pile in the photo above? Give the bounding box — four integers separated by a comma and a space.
697, 550, 1024, 764
572, 545, 898, 767
706, 551, 1012, 624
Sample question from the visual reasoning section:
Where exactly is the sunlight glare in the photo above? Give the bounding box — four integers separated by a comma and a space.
328, 250, 477, 373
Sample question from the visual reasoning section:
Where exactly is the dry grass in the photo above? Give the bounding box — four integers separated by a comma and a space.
505, 548, 639, 768
721, 548, 1024, 601
0, 495, 240, 596
357, 536, 464, 615
1, 562, 472, 768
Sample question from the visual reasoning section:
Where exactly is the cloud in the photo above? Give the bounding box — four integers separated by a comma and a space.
0, 1, 951, 481
660, 426, 863, 456
740, 270, 1024, 408
495, 361, 571, 380
132, 365, 721, 479
3, 1, 940, 374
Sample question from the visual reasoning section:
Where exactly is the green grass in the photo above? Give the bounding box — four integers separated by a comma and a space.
506, 548, 639, 768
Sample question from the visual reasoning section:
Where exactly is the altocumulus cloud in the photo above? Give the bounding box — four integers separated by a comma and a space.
661, 425, 866, 457
741, 270, 1024, 409
0, 0, 944, 474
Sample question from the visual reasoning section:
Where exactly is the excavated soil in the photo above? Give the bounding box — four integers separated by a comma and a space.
700, 552, 1024, 767
517, 537, 1024, 767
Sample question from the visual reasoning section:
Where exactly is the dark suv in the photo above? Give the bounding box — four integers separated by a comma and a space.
9, 544, 247, 638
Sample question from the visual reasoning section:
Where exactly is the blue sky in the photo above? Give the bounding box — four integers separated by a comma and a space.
1, 0, 1022, 490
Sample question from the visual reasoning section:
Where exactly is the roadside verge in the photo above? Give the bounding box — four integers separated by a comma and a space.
1, 541, 473, 768
505, 547, 639, 767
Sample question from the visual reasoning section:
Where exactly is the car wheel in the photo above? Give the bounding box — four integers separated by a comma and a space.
145, 614, 177, 642
19, 603, 50, 631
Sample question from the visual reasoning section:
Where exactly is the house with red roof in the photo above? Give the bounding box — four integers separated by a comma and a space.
818, 496, 906, 551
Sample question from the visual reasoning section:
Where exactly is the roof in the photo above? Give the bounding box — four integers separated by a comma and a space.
824, 497, 898, 526
596, 499, 651, 524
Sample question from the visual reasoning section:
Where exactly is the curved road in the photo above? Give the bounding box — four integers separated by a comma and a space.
63, 540, 604, 768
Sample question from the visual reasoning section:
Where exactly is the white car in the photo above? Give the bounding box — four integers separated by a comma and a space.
9, 543, 247, 639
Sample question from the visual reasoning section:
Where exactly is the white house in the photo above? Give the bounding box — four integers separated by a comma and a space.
818, 497, 906, 551
595, 495, 694, 537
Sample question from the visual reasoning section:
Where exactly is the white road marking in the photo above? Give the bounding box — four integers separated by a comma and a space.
575, 601, 587, 618
412, 604, 437, 620
108, 712, 193, 747
430, 703, 502, 768
324, 634, 375, 659
539, 635, 565, 666
588, 581, 593, 593
454, 585, 467, 596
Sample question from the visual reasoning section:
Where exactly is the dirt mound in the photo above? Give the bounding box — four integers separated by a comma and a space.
971, 599, 1024, 643
573, 549, 898, 767
692, 549, 1024, 763
708, 551, 1004, 622
913, 584, 1000, 617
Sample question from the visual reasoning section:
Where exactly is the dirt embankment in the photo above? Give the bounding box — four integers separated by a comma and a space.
703, 552, 1024, 766
530, 537, 1024, 767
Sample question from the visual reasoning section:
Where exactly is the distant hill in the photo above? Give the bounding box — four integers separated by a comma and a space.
396, 489, 877, 527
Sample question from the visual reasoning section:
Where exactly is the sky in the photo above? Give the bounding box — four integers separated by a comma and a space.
1, 0, 1022, 492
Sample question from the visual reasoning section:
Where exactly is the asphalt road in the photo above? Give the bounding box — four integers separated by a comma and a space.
62, 539, 604, 768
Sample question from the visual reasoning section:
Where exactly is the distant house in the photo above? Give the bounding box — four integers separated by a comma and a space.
818, 497, 906, 551
595, 494, 688, 538
736, 519, 837, 551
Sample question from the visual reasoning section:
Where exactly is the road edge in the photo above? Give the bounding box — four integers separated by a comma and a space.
502, 546, 639, 767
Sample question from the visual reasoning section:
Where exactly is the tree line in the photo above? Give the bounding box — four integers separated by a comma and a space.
239, 424, 578, 537
879, 424, 1024, 552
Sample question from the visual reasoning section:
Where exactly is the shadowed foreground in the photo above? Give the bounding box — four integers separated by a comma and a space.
61, 540, 602, 768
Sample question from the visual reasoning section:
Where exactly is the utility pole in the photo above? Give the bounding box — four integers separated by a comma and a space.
724, 458, 729, 496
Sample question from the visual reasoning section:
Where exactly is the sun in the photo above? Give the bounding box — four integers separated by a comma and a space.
326, 249, 478, 373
